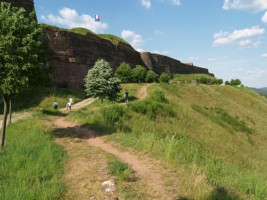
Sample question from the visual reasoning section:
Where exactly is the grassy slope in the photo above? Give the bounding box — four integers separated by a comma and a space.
0, 87, 87, 199
0, 116, 65, 200
69, 83, 267, 199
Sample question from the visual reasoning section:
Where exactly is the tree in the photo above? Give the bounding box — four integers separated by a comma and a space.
145, 70, 158, 83
230, 79, 241, 86
116, 62, 132, 83
225, 81, 230, 85
132, 65, 147, 83
84, 59, 121, 102
0, 2, 48, 148
159, 73, 171, 83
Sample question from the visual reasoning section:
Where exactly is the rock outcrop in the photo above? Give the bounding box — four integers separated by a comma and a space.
2, 0, 212, 88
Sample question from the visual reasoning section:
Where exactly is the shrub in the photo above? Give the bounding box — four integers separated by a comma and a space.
129, 90, 175, 119
145, 70, 158, 83
116, 62, 132, 83
150, 90, 168, 103
101, 105, 124, 125
131, 65, 147, 83
159, 73, 171, 83
199, 76, 209, 84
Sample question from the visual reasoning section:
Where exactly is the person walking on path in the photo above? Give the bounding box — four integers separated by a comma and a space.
53, 100, 58, 110
66, 97, 73, 110
124, 90, 129, 103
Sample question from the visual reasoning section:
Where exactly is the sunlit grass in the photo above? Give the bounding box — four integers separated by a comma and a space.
0, 116, 65, 200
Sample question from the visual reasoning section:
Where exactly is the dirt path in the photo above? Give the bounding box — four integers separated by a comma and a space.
0, 112, 32, 125
54, 117, 179, 199
136, 84, 149, 100
53, 84, 183, 199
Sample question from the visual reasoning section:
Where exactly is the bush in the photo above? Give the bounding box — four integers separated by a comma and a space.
159, 73, 171, 83
116, 62, 133, 83
150, 90, 168, 103
129, 90, 175, 119
199, 76, 209, 84
101, 105, 124, 125
145, 70, 158, 83
131, 65, 147, 83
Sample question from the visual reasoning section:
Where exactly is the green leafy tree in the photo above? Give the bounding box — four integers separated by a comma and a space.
159, 73, 171, 83
211, 78, 223, 85
199, 76, 209, 84
132, 65, 147, 83
116, 62, 132, 83
230, 79, 241, 86
84, 59, 121, 103
0, 2, 48, 148
145, 70, 158, 83
225, 81, 230, 85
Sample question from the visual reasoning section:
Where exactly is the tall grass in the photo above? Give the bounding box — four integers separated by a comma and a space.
68, 83, 267, 199
0, 116, 65, 200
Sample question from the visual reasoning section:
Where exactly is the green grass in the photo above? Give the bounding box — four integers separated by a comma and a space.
69, 83, 267, 199
0, 116, 65, 200
98, 34, 130, 46
69, 27, 95, 35
0, 87, 86, 114
108, 159, 134, 181
172, 73, 216, 83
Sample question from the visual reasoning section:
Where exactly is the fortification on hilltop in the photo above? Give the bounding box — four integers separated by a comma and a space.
2, 0, 213, 88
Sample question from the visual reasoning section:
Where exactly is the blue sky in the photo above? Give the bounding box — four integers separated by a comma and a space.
35, 0, 267, 88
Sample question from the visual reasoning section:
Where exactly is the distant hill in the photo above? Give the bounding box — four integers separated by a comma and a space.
250, 87, 267, 96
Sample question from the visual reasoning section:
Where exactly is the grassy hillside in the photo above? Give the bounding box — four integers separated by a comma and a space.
68, 83, 267, 199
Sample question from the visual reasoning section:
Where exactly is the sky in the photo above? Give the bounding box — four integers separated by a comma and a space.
34, 0, 267, 88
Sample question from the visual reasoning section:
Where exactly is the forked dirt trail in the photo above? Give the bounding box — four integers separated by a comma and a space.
54, 84, 181, 199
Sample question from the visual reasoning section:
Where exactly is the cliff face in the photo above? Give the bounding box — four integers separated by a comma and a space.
46, 27, 211, 88
2, 0, 212, 88
45, 27, 145, 88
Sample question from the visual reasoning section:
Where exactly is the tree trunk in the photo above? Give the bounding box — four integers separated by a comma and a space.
9, 98, 12, 124
1, 95, 9, 148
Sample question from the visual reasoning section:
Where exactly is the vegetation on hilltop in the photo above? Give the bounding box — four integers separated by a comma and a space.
98, 34, 130, 46
70, 27, 95, 35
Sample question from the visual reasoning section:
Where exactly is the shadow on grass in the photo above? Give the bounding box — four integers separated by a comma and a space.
41, 109, 67, 117
118, 96, 138, 103
208, 187, 241, 200
52, 121, 131, 140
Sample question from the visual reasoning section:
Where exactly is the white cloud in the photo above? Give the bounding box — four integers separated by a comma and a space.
213, 30, 229, 39
238, 39, 260, 48
154, 29, 164, 36
245, 68, 267, 81
141, 0, 151, 8
213, 26, 265, 47
208, 56, 229, 62
262, 11, 267, 23
261, 53, 267, 57
171, 0, 181, 6
41, 7, 108, 33
152, 50, 169, 55
189, 56, 199, 60
223, 0, 267, 13
121, 30, 144, 48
